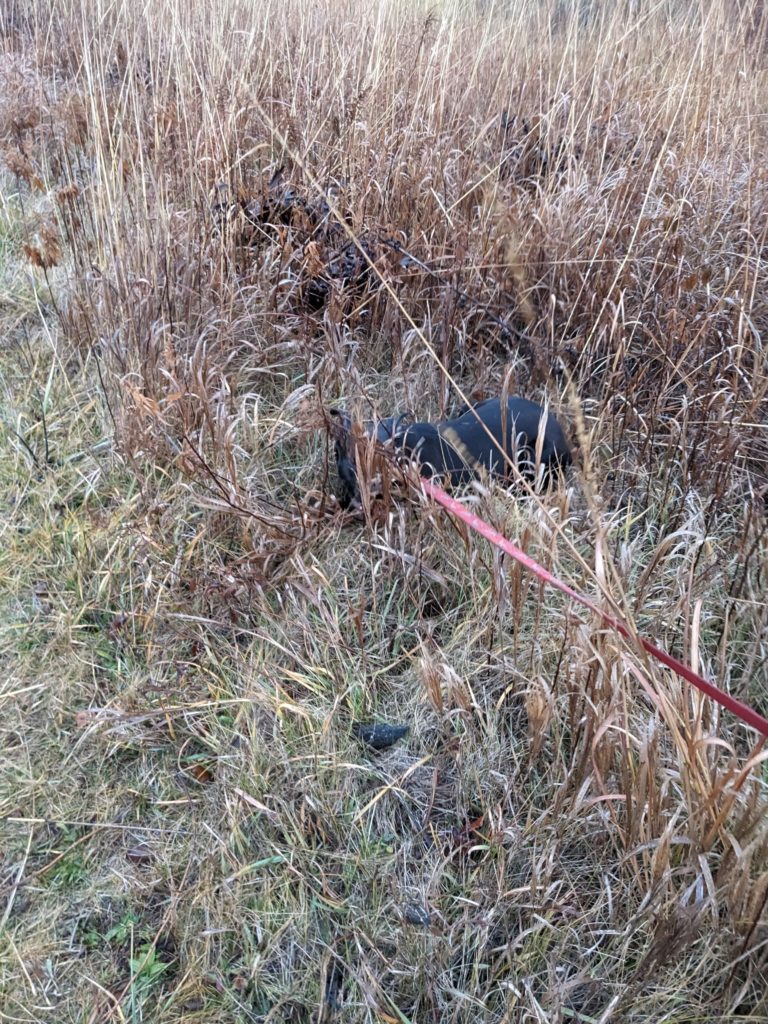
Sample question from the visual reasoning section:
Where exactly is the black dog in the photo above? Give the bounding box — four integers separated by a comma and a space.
330, 397, 571, 508
397, 396, 571, 484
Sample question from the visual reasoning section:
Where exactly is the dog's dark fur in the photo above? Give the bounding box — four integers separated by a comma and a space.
329, 409, 411, 509
330, 397, 571, 509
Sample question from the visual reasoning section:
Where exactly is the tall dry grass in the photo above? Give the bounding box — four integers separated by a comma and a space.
1, 0, 767, 1020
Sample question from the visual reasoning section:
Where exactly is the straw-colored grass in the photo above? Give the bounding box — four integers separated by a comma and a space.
1, 1, 767, 1020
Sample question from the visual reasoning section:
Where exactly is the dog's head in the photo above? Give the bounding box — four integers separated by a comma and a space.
329, 409, 411, 508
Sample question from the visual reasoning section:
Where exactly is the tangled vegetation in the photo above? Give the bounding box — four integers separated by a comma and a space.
1, 1, 767, 1020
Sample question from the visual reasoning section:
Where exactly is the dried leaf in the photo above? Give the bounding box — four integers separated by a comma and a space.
189, 762, 215, 784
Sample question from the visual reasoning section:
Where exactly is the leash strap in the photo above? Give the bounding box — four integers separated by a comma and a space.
421, 478, 768, 737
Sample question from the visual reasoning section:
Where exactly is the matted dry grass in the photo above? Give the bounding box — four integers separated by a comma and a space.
1, 1, 767, 1021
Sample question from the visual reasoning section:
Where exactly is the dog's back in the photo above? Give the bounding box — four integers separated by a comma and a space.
453, 396, 571, 475
396, 396, 571, 485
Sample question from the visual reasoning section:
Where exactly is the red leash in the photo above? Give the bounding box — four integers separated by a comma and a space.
421, 479, 768, 737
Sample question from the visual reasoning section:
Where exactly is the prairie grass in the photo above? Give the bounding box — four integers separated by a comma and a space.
1, 0, 767, 1020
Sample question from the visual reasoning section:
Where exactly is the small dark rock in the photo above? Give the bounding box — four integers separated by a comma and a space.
352, 722, 409, 750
